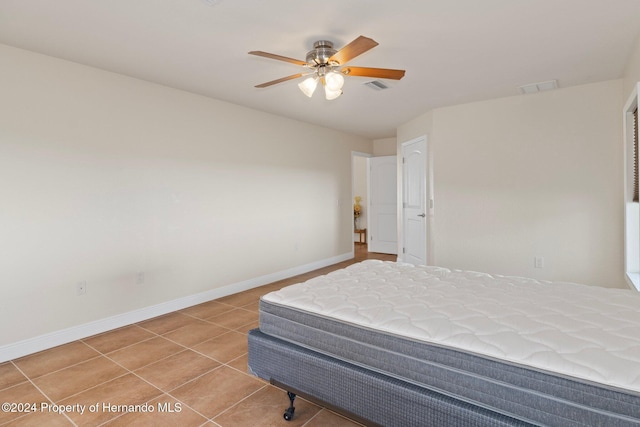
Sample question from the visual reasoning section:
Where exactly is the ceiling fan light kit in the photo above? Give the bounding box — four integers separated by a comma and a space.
325, 71, 344, 91
324, 86, 343, 100
298, 67, 345, 99
298, 76, 318, 97
249, 36, 405, 100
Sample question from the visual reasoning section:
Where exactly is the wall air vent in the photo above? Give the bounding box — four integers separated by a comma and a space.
518, 79, 558, 94
364, 80, 389, 91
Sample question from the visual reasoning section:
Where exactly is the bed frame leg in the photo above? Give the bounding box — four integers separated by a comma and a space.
283, 391, 296, 421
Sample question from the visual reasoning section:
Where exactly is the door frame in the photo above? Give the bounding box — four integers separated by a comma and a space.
351, 151, 372, 254
398, 135, 432, 265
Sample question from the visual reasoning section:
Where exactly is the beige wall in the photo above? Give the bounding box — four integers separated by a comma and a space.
0, 44, 371, 352
623, 34, 640, 96
398, 80, 626, 288
373, 137, 397, 156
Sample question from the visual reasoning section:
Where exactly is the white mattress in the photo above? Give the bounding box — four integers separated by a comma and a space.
263, 260, 640, 393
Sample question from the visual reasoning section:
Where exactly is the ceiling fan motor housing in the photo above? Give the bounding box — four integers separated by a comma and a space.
305, 41, 338, 67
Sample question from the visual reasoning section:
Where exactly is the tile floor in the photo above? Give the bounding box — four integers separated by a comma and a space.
1, 245, 394, 426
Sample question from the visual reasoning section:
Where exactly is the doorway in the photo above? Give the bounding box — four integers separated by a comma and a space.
369, 155, 398, 254
352, 152, 370, 252
351, 151, 398, 256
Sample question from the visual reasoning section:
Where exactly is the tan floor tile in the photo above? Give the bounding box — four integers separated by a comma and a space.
107, 336, 184, 370
32, 356, 127, 401
193, 331, 247, 364
0, 362, 27, 390
240, 301, 259, 312
180, 300, 236, 319
171, 366, 263, 419
162, 319, 228, 347
0, 382, 49, 425
234, 320, 259, 334
206, 308, 258, 330
214, 384, 321, 427
134, 349, 220, 392
215, 289, 264, 307
2, 410, 74, 426
83, 325, 155, 354
103, 394, 207, 427
13, 341, 99, 379
305, 409, 364, 427
226, 354, 252, 375
137, 312, 199, 335
4, 250, 387, 427
60, 373, 163, 426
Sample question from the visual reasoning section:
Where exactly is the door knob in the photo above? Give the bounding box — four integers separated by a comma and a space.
418, 213, 426, 217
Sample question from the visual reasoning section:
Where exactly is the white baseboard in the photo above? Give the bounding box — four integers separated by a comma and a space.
0, 252, 354, 363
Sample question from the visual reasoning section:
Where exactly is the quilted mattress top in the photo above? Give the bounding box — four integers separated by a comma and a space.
262, 260, 640, 393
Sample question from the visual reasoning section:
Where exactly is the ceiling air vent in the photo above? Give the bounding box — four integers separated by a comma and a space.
364, 80, 389, 91
518, 79, 558, 94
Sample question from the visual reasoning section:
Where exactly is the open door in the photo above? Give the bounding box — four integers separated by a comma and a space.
368, 156, 397, 254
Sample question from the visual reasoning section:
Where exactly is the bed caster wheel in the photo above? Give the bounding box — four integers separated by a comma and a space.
283, 407, 295, 421
283, 391, 296, 421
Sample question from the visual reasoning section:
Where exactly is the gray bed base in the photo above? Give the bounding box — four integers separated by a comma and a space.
247, 300, 640, 426
248, 329, 533, 427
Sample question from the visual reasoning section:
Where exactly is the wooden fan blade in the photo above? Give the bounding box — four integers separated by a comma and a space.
248, 51, 307, 67
342, 66, 406, 80
255, 73, 305, 88
328, 36, 379, 65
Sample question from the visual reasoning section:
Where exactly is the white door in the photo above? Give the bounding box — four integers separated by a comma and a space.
368, 156, 397, 254
402, 137, 427, 265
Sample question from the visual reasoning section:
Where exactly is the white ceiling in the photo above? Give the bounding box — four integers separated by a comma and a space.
2, 0, 640, 139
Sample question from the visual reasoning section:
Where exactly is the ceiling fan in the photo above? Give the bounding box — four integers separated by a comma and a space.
249, 36, 405, 100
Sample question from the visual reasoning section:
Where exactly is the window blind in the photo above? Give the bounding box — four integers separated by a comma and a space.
634, 107, 639, 203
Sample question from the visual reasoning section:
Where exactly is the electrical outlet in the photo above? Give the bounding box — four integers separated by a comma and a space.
77, 281, 87, 296
534, 256, 544, 269
136, 272, 145, 285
